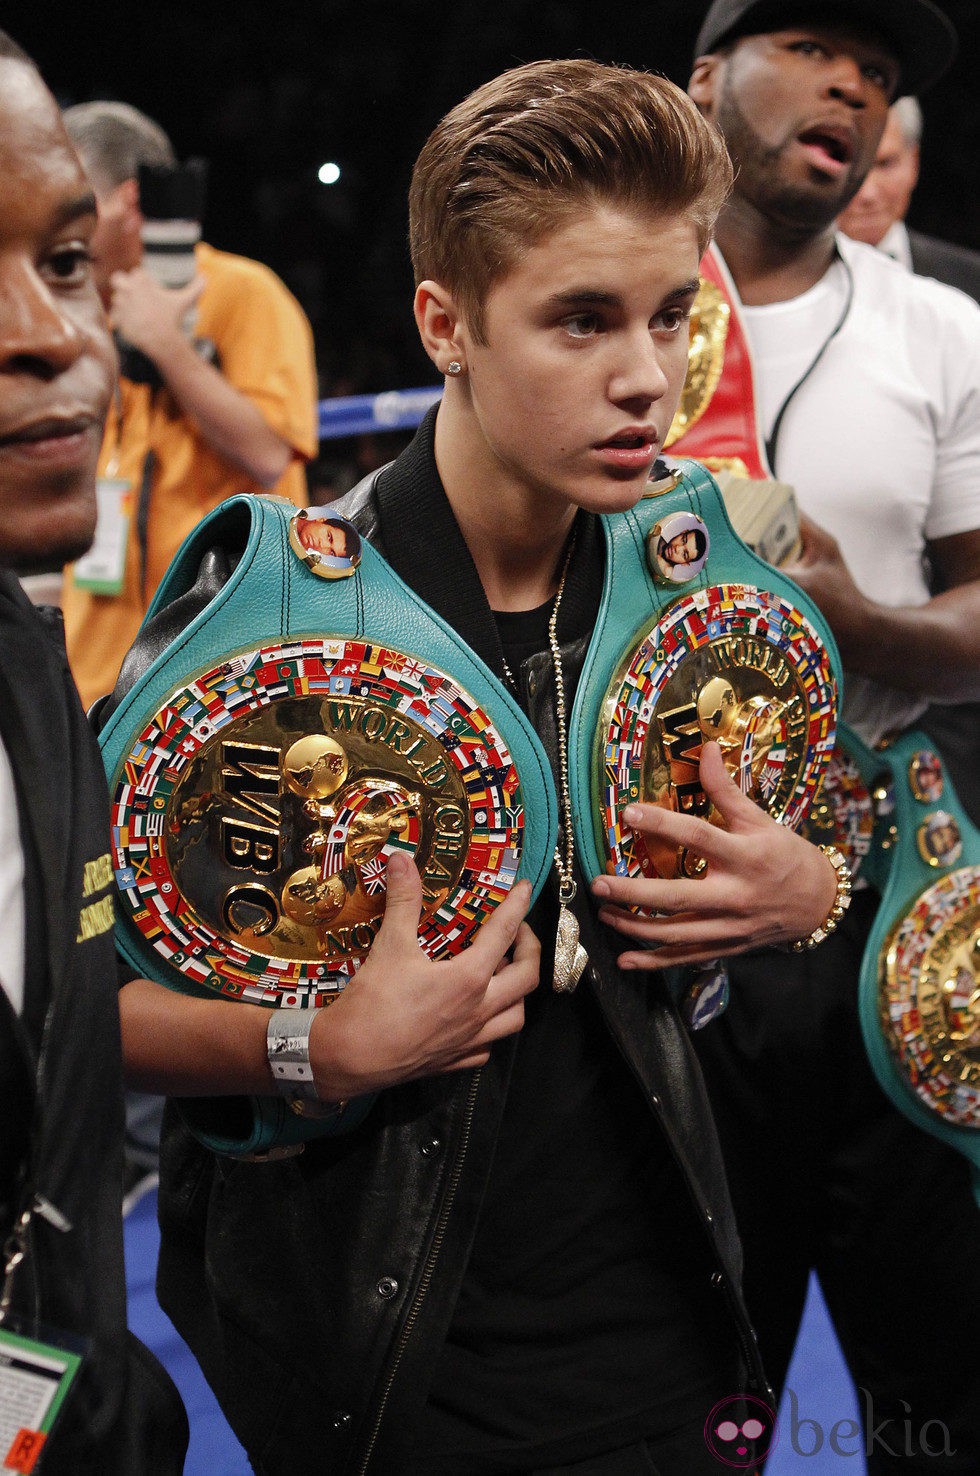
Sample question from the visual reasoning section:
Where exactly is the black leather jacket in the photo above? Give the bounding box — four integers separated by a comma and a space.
157, 421, 766, 1475
0, 575, 186, 1474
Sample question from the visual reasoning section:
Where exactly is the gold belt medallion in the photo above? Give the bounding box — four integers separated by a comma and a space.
880, 867, 980, 1129
597, 584, 836, 881
109, 638, 525, 1005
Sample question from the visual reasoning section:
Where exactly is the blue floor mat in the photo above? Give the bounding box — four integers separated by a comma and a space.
767, 1278, 865, 1474
124, 1188, 249, 1474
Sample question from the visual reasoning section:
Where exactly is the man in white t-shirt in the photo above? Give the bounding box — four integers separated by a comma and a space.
838, 94, 980, 822
680, 1, 980, 1469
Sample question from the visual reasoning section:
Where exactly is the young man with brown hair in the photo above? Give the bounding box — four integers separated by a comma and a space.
119, 58, 842, 1473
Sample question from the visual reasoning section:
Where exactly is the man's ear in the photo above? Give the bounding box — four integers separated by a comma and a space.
118, 177, 140, 209
688, 57, 722, 114
414, 280, 467, 375
106, 178, 145, 256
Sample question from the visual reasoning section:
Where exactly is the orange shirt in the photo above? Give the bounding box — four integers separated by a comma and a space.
63, 242, 318, 708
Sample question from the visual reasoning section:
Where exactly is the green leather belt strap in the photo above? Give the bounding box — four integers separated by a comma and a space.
570, 455, 841, 899
848, 724, 980, 1198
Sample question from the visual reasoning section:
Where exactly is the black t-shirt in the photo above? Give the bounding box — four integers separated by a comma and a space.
411, 587, 734, 1472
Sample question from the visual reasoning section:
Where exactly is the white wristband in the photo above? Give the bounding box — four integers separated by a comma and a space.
266, 1008, 346, 1120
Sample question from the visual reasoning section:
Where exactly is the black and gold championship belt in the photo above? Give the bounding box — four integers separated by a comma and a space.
98, 496, 557, 1157
569, 456, 842, 1028
828, 725, 980, 1197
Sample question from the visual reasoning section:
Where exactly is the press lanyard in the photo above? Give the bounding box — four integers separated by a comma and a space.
71, 384, 155, 599
0, 1082, 82, 1474
0, 935, 82, 1466
71, 387, 133, 598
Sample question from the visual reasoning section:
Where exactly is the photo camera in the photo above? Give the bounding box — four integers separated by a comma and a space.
116, 157, 218, 386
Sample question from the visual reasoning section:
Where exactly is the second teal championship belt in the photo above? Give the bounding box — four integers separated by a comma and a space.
98, 495, 557, 1157
570, 458, 841, 899
836, 726, 980, 1198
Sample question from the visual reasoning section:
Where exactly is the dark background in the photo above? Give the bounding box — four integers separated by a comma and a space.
12, 0, 979, 398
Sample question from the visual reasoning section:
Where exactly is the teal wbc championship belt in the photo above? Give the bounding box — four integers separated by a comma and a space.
846, 725, 980, 1197
99, 495, 558, 1157
570, 457, 841, 901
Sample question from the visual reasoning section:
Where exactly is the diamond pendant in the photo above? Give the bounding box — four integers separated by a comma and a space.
554, 903, 588, 993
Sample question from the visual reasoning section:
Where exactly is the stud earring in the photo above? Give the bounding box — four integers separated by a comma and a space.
446, 360, 463, 376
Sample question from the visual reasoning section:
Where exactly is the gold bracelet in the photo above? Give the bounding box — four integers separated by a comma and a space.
790, 844, 852, 952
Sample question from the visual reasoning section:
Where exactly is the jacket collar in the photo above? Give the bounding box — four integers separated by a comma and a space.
373, 408, 603, 674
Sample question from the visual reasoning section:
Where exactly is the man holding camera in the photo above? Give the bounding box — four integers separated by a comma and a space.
60, 102, 318, 711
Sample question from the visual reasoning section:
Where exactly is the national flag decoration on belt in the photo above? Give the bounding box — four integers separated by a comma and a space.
881, 866, 980, 1128
109, 637, 527, 1006
359, 856, 388, 895
597, 584, 837, 884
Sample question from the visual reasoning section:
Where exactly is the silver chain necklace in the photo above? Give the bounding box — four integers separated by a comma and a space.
500, 532, 588, 993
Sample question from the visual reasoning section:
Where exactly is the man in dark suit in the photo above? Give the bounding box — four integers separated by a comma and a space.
0, 30, 187, 1474
909, 224, 980, 302
839, 94, 980, 300
839, 94, 980, 820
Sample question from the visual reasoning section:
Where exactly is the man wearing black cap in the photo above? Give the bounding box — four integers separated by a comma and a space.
673, 1, 980, 1469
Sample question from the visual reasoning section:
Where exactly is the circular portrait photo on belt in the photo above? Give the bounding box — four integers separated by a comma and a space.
596, 583, 836, 882
108, 638, 525, 1006
289, 509, 362, 578
917, 810, 964, 869
647, 510, 710, 585
908, 747, 944, 804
